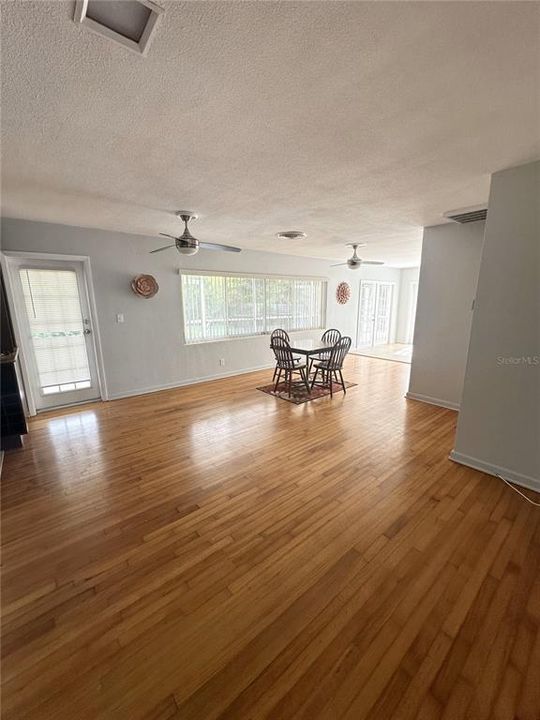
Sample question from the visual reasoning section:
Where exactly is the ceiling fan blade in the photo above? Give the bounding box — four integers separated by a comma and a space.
159, 233, 178, 240
362, 261, 385, 265
199, 241, 241, 253
150, 244, 176, 254
331, 262, 348, 267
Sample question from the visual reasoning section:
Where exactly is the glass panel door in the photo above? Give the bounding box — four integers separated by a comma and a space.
357, 280, 395, 348
14, 262, 100, 410
373, 282, 393, 345
356, 281, 377, 346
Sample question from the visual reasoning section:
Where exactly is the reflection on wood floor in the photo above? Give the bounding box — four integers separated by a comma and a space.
1, 354, 539, 719
352, 342, 413, 364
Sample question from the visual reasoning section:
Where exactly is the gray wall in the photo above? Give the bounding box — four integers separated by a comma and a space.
407, 221, 484, 409
451, 161, 540, 490
0, 217, 400, 399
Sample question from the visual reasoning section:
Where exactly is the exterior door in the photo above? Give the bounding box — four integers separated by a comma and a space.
356, 280, 394, 347
356, 281, 377, 346
373, 282, 394, 345
7, 258, 101, 410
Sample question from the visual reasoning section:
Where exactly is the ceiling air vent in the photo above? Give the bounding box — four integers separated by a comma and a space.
74, 0, 163, 55
443, 205, 487, 224
275, 231, 307, 241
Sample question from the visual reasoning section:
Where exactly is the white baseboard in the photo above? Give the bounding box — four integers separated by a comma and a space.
107, 362, 275, 401
449, 450, 540, 494
405, 392, 460, 411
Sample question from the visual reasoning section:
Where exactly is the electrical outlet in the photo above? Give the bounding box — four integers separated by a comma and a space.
219, 358, 225, 367
116, 313, 124, 323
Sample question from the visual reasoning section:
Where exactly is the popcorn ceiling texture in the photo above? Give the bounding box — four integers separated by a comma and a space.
1, 1, 539, 267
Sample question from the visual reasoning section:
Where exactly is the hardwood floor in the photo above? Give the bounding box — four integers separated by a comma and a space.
1, 355, 539, 720
351, 343, 413, 364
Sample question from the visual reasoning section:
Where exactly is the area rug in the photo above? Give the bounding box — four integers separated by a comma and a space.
257, 380, 357, 405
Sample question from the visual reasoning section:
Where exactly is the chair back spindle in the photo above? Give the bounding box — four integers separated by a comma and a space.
270, 328, 289, 345
321, 328, 341, 346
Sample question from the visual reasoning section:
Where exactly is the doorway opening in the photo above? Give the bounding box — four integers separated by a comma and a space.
353, 279, 412, 364
355, 280, 394, 347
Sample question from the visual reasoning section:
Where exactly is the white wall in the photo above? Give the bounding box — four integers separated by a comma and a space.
451, 161, 540, 491
407, 221, 484, 409
0, 217, 396, 400
396, 267, 420, 343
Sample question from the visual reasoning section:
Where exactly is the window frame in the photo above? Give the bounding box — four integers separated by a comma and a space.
180, 269, 328, 345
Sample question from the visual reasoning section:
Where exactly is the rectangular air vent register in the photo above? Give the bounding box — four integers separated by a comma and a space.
443, 205, 488, 224
74, 0, 163, 55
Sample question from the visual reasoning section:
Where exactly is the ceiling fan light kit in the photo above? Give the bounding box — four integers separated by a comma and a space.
332, 243, 384, 269
173, 212, 198, 255
151, 211, 242, 256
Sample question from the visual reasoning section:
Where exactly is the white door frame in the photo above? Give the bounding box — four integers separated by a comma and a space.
1, 251, 108, 415
356, 280, 396, 348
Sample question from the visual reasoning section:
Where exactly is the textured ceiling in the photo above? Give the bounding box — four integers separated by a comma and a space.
1, 1, 539, 267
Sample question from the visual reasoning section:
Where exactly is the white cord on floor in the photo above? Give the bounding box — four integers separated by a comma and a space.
497, 475, 540, 507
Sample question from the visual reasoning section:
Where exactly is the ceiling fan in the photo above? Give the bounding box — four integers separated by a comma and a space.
332, 243, 384, 269
150, 212, 242, 255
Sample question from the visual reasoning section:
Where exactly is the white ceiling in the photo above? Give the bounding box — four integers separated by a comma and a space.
2, 1, 539, 267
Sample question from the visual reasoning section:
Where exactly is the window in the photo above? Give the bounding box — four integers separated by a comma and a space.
181, 272, 326, 344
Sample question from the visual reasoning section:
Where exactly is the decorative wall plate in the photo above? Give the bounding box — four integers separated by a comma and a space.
131, 274, 159, 298
336, 281, 351, 305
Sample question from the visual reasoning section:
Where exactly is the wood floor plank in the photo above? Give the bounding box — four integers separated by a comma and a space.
1, 355, 538, 719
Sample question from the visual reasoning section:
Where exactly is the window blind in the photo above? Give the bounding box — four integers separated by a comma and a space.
181, 273, 326, 344
19, 268, 92, 393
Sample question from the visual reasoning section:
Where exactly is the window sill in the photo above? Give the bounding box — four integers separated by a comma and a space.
184, 328, 324, 347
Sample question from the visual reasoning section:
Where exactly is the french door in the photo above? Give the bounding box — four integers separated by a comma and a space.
356, 281, 394, 347
5, 256, 101, 411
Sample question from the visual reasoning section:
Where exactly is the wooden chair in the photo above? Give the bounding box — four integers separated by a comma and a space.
321, 328, 341, 347
309, 328, 341, 372
311, 336, 352, 397
270, 328, 289, 342
271, 336, 311, 397
270, 328, 300, 381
